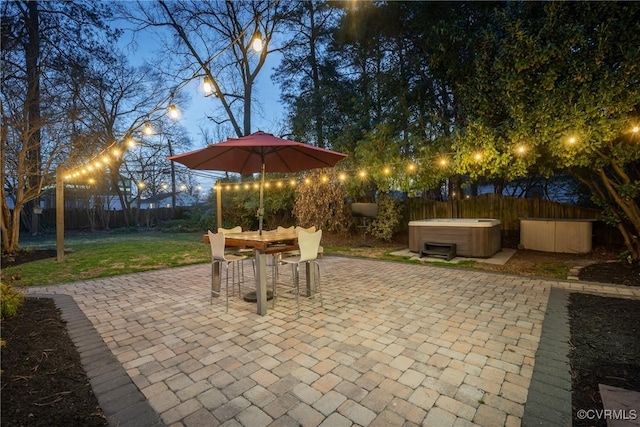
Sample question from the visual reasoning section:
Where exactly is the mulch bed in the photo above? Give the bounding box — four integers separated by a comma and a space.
568, 293, 640, 426
578, 261, 640, 287
0, 298, 107, 426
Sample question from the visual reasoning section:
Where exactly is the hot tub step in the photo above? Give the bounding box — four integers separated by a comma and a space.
420, 242, 457, 261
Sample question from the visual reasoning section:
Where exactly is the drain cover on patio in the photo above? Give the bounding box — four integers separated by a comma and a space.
243, 291, 274, 302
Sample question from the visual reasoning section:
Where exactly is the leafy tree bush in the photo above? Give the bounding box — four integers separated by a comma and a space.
368, 194, 402, 242
212, 179, 296, 231
1, 283, 25, 318
294, 170, 351, 232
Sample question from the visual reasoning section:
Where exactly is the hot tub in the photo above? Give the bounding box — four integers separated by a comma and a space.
408, 219, 502, 258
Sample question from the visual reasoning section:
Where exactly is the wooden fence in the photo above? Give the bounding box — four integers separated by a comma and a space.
38, 207, 190, 230
402, 193, 621, 245
404, 193, 601, 231
35, 193, 622, 246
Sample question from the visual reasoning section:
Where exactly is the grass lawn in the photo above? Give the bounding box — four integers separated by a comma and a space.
2, 231, 210, 287
2, 229, 589, 288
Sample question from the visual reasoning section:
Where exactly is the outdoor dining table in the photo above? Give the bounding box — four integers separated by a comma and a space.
203, 230, 317, 316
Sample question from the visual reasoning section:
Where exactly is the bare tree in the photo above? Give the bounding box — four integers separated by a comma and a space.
123, 0, 293, 138
1, 0, 116, 252
67, 52, 189, 226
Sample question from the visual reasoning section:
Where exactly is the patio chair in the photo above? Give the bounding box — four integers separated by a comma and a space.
280, 226, 316, 258
272, 226, 316, 290
208, 230, 252, 312
279, 229, 323, 318
218, 225, 254, 274
270, 225, 296, 272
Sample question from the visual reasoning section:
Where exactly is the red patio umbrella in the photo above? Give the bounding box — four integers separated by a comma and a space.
168, 131, 347, 232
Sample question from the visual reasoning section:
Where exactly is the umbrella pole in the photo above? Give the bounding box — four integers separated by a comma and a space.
258, 163, 265, 235
216, 181, 222, 231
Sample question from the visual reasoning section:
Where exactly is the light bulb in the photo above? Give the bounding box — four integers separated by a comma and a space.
203, 77, 213, 95
168, 104, 179, 120
252, 31, 263, 52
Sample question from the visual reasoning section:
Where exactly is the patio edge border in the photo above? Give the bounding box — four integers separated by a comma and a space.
31, 293, 164, 427
522, 287, 572, 426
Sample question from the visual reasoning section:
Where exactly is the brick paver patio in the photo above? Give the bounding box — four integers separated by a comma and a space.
26, 256, 640, 426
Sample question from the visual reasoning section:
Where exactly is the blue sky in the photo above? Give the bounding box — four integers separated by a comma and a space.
118, 20, 286, 145
117, 19, 287, 191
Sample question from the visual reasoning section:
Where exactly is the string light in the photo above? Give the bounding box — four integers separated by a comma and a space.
143, 123, 154, 135
202, 77, 214, 95
251, 30, 263, 52
168, 104, 180, 120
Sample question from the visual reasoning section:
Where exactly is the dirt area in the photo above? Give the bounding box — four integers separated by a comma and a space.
569, 293, 640, 426
0, 298, 108, 426
1, 234, 638, 426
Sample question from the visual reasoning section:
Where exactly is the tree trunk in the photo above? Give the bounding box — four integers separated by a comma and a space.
26, 1, 42, 236
578, 168, 640, 261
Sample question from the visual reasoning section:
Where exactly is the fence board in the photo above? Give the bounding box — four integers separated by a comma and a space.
404, 193, 603, 235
